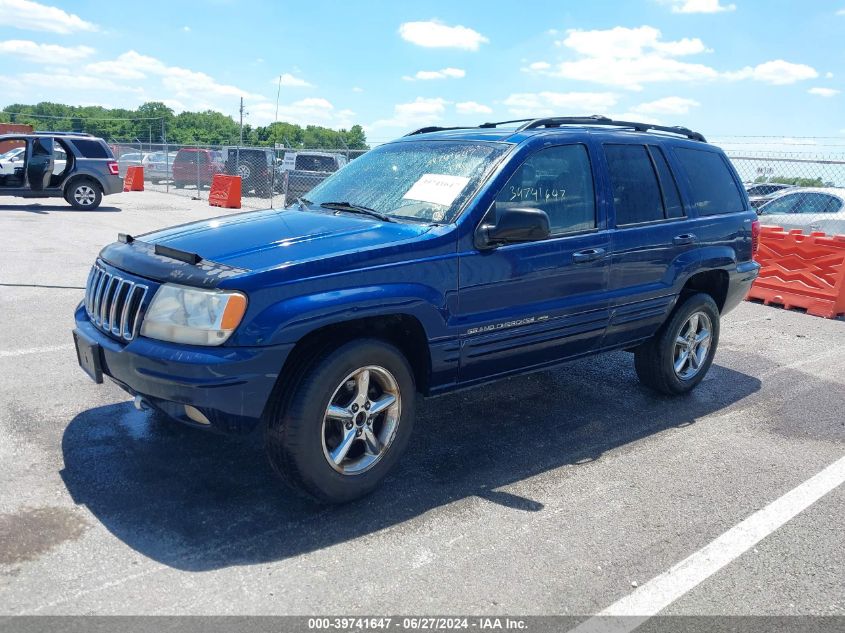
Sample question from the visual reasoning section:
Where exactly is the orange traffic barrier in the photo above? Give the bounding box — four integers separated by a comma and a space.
209, 174, 241, 209
123, 166, 144, 191
747, 226, 845, 319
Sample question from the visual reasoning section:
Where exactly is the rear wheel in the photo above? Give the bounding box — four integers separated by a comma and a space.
265, 339, 415, 503
66, 179, 102, 210
634, 292, 720, 395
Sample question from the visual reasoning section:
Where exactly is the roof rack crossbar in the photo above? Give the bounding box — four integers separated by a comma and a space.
515, 115, 706, 142
478, 119, 534, 128
404, 126, 476, 137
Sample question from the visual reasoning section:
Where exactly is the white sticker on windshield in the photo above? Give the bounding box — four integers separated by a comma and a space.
402, 173, 470, 207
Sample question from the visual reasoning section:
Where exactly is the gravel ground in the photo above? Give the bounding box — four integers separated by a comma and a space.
0, 191, 842, 621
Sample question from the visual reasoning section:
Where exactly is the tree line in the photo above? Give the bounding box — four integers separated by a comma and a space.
0, 101, 368, 149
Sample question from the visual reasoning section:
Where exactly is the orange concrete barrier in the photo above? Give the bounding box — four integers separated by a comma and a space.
123, 166, 144, 191
209, 174, 241, 209
747, 226, 845, 319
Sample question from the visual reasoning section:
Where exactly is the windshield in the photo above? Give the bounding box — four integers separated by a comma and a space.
302, 140, 510, 223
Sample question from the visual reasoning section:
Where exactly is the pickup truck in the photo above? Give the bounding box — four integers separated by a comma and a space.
73, 116, 760, 503
279, 151, 347, 203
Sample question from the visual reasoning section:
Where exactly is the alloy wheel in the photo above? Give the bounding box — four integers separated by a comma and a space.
673, 311, 712, 380
321, 366, 401, 475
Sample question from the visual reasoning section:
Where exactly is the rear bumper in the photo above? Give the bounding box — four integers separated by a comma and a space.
100, 175, 124, 196
723, 260, 761, 314
74, 304, 292, 433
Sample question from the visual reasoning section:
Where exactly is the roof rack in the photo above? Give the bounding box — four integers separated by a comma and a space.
33, 131, 94, 137
514, 115, 706, 142
404, 115, 706, 142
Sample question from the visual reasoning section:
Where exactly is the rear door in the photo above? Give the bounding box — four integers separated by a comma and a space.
457, 142, 612, 382
26, 137, 54, 192
602, 142, 698, 347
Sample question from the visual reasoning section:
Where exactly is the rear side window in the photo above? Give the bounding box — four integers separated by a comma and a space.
674, 147, 745, 215
71, 139, 111, 159
604, 144, 664, 225
649, 146, 685, 219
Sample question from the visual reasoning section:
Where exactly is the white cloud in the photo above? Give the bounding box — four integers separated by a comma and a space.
182, 26, 191, 32
249, 97, 354, 127
403, 67, 465, 81
528, 26, 718, 90
664, 0, 736, 13
808, 87, 840, 97
0, 39, 94, 64
726, 60, 818, 85
352, 86, 364, 93
503, 92, 619, 117
83, 50, 266, 105
631, 96, 700, 115
369, 97, 449, 131
398, 20, 488, 51
456, 101, 493, 115
527, 25, 818, 91
273, 73, 313, 87
562, 26, 709, 58
0, 0, 97, 34
836, 7, 845, 14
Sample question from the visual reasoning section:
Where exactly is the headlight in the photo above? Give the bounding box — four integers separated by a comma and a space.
140, 284, 247, 346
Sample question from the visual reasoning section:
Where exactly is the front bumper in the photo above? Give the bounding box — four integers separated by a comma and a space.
74, 304, 292, 433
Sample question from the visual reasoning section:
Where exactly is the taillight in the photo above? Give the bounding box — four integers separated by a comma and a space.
107, 161, 119, 176
751, 219, 761, 258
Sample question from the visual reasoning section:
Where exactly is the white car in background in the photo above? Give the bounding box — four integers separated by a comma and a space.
118, 152, 149, 177
757, 187, 845, 236
0, 146, 25, 176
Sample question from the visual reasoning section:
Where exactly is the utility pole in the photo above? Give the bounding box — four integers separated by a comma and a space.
275, 75, 282, 124
239, 97, 245, 146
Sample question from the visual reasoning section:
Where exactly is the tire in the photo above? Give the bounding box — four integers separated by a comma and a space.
634, 292, 720, 395
66, 179, 102, 210
265, 339, 416, 503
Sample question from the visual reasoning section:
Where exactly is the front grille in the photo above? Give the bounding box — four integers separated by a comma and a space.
84, 263, 148, 341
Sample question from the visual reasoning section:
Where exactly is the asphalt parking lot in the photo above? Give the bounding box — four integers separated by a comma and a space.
0, 191, 842, 620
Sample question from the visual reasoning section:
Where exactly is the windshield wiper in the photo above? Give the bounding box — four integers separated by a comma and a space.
319, 201, 395, 223
290, 196, 312, 210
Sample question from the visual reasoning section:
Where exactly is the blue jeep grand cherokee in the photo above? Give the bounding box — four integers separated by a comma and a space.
73, 116, 760, 502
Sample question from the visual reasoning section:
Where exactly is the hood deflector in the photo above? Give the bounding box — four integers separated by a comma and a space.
100, 237, 247, 288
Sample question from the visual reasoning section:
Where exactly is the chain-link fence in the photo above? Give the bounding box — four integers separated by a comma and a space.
107, 139, 845, 236
725, 151, 845, 236
108, 141, 366, 209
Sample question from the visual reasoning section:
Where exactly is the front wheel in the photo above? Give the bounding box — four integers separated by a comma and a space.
265, 339, 416, 503
634, 292, 720, 395
66, 180, 102, 210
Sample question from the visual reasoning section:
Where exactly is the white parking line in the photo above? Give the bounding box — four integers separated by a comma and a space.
0, 344, 73, 358
571, 454, 845, 633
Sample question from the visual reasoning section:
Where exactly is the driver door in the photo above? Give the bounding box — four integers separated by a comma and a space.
456, 143, 611, 383
26, 137, 54, 191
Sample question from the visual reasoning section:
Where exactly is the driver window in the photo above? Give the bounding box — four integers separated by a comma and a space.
495, 144, 596, 235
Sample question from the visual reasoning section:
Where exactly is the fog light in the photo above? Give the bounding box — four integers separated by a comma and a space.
184, 405, 211, 425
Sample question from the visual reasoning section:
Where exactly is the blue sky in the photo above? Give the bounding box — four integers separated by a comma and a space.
1, 0, 843, 143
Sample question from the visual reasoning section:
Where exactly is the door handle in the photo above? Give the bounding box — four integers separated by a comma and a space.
572, 248, 606, 263
673, 233, 698, 245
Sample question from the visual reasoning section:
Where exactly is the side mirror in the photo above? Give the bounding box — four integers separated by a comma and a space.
475, 204, 551, 250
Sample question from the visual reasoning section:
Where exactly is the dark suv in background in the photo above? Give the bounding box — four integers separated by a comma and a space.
0, 132, 122, 209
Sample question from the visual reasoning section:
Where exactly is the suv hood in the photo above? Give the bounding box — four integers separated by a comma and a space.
99, 208, 435, 286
